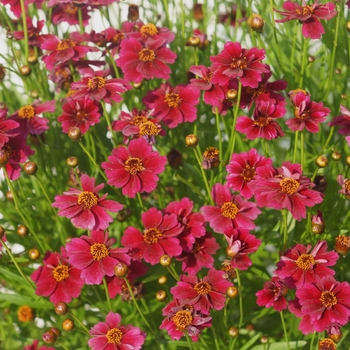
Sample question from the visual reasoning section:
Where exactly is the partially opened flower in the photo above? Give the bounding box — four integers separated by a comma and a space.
52, 174, 123, 231
88, 312, 146, 350
0, 107, 19, 147
23, 339, 55, 350
256, 276, 288, 311
329, 104, 350, 135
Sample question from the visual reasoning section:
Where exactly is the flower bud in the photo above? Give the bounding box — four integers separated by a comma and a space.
20, 65, 32, 77
27, 55, 38, 65
133, 81, 142, 89
62, 318, 75, 332
335, 235, 350, 256
308, 56, 315, 63
17, 305, 35, 322
0, 65, 5, 81
331, 151, 341, 160
185, 134, 199, 148
226, 89, 238, 100
329, 332, 342, 343
28, 248, 40, 260
346, 155, 350, 166
260, 336, 269, 344
311, 210, 325, 234
54, 302, 69, 315
5, 191, 13, 201
42, 329, 57, 344
167, 148, 182, 168
315, 156, 328, 168
202, 146, 220, 169
50, 327, 61, 337
226, 286, 239, 298
155, 290, 167, 302
0, 151, 8, 167
159, 255, 172, 267
68, 127, 82, 141
341, 94, 347, 100
248, 14, 264, 33
192, 3, 204, 21
158, 275, 167, 284
66, 156, 78, 168
127, 4, 139, 21
228, 326, 239, 337
114, 263, 129, 278
23, 161, 38, 175
0, 226, 5, 238
31, 90, 39, 99
17, 224, 29, 237
226, 246, 238, 257
187, 36, 201, 47
335, 68, 341, 75
347, 21, 350, 32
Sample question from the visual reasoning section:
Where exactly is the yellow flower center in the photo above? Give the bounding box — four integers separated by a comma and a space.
203, 147, 219, 159
295, 6, 313, 16
345, 180, 350, 192
221, 201, 239, 219
295, 253, 315, 271
318, 338, 336, 350
124, 157, 144, 175
294, 108, 310, 120
76, 110, 87, 121
172, 310, 193, 330
230, 56, 248, 70
18, 105, 35, 119
132, 115, 148, 126
279, 177, 300, 195
319, 290, 337, 308
52, 265, 70, 282
140, 23, 158, 37
143, 227, 163, 244
246, 84, 265, 97
87, 76, 106, 89
17, 305, 35, 322
139, 121, 159, 136
77, 191, 99, 209
90, 243, 109, 261
194, 282, 212, 295
138, 48, 156, 62
253, 116, 272, 127
106, 327, 123, 344
241, 165, 256, 181
57, 39, 76, 51
164, 93, 181, 108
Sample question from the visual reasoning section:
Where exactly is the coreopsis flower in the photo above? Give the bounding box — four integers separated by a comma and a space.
1, 0, 35, 18
0, 108, 19, 147
127, 21, 175, 44
337, 174, 350, 199
102, 138, 167, 198
10, 100, 56, 135
70, 69, 131, 104
274, 0, 337, 40
224, 227, 262, 270
201, 183, 261, 234
12, 17, 46, 47
160, 300, 212, 342
286, 92, 330, 133
218, 4, 247, 27
66, 230, 131, 285
170, 269, 233, 313
318, 339, 337, 350
249, 161, 324, 220
288, 297, 314, 334
17, 305, 35, 322
275, 241, 338, 289
51, 3, 90, 26
226, 148, 273, 199
236, 98, 286, 140
58, 96, 101, 134
31, 248, 84, 304
116, 37, 177, 83
210, 41, 269, 88
201, 146, 220, 169
52, 174, 123, 231
88, 312, 146, 350
143, 83, 200, 128
296, 276, 350, 333
121, 207, 183, 265
256, 276, 289, 311
23, 339, 55, 350
335, 235, 350, 256
329, 104, 350, 135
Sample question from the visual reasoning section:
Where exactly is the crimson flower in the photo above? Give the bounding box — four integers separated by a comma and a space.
337, 174, 350, 198
88, 312, 146, 350
143, 83, 200, 128
210, 41, 269, 88
66, 230, 131, 285
121, 207, 183, 265
23, 339, 55, 350
274, 0, 337, 40
102, 138, 167, 198
329, 104, 350, 135
31, 248, 84, 304
249, 161, 324, 220
52, 174, 123, 231
226, 148, 272, 199
201, 183, 261, 234
256, 277, 289, 312
275, 241, 338, 289
1, 0, 35, 18
170, 269, 233, 313
127, 21, 175, 44
51, 4, 90, 26
0, 108, 19, 147
13, 17, 46, 47
58, 96, 101, 134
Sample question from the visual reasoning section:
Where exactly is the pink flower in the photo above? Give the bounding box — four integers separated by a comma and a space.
58, 96, 101, 134
12, 17, 46, 47
249, 161, 324, 220
274, 0, 337, 39
337, 174, 350, 198
226, 148, 273, 199
127, 21, 175, 44
121, 207, 183, 265
31, 248, 84, 304
286, 92, 330, 133
275, 241, 338, 289
210, 41, 269, 88
329, 104, 350, 135
171, 269, 233, 313
88, 312, 146, 350
256, 277, 289, 311
1, 0, 35, 18
52, 174, 123, 231
0, 108, 19, 147
102, 138, 167, 198
296, 276, 350, 334
201, 183, 261, 234
66, 230, 131, 285
51, 4, 90, 26
224, 227, 262, 270
143, 83, 200, 128
23, 339, 55, 350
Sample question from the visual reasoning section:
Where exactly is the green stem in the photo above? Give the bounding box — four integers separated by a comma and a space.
103, 276, 112, 311
300, 131, 305, 171
136, 193, 145, 212
167, 264, 179, 281
185, 334, 194, 350
228, 81, 242, 159
19, 0, 28, 59
215, 108, 223, 172
235, 268, 244, 328
56, 341, 69, 350
280, 311, 290, 350
68, 312, 90, 334
101, 102, 118, 146
299, 38, 308, 87
78, 8, 84, 34
282, 209, 288, 252
292, 130, 299, 163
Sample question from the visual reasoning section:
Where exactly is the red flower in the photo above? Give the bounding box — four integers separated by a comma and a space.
296, 276, 350, 333
116, 37, 176, 83
249, 161, 323, 220
66, 230, 131, 285
256, 276, 289, 312
275, 241, 338, 289
170, 269, 233, 313
13, 17, 46, 47
0, 108, 19, 147
121, 207, 183, 265
31, 248, 84, 304
58, 96, 101, 134
143, 83, 200, 128
226, 148, 272, 199
201, 183, 261, 234
23, 339, 55, 350
52, 174, 123, 231
1, 0, 35, 18
210, 41, 269, 88
102, 138, 167, 198
88, 312, 146, 350
329, 104, 350, 135
51, 4, 90, 26
286, 92, 330, 133
274, 0, 337, 39
127, 21, 175, 44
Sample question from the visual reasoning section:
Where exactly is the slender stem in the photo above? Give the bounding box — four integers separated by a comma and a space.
136, 193, 145, 212
292, 130, 299, 163
185, 334, 194, 350
280, 311, 290, 350
282, 209, 288, 252
300, 131, 305, 171
101, 102, 118, 146
228, 81, 242, 158
215, 108, 223, 172
167, 264, 179, 281
299, 38, 308, 87
103, 277, 112, 311
235, 268, 244, 328
78, 8, 84, 34
309, 331, 316, 350
19, 0, 28, 59
56, 341, 69, 350
68, 312, 90, 334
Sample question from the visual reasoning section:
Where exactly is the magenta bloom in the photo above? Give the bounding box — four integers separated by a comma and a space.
31, 248, 84, 304
127, 21, 175, 44
0, 108, 19, 147
249, 161, 324, 220
88, 312, 146, 350
171, 269, 233, 313
1, 0, 35, 18
51, 3, 90, 26
274, 1, 337, 39
210, 41, 269, 88
236, 98, 286, 140
102, 138, 167, 198
142, 83, 200, 128
121, 207, 183, 265
337, 174, 350, 198
275, 241, 338, 289
224, 227, 261, 270
296, 276, 350, 334
13, 17, 46, 47
66, 230, 131, 285
201, 183, 261, 234
58, 96, 101, 134
329, 104, 350, 135
23, 339, 55, 350
226, 148, 272, 199
52, 174, 123, 231
256, 277, 289, 312
286, 92, 330, 133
